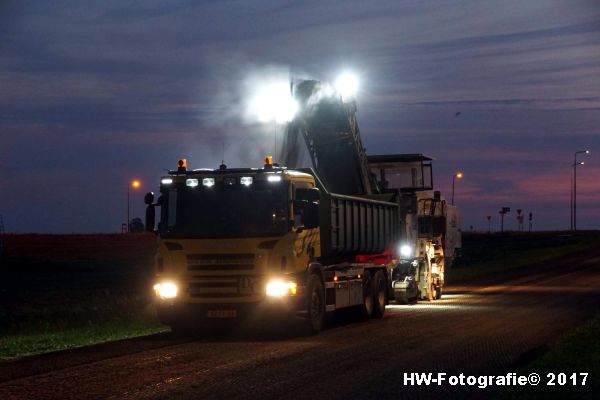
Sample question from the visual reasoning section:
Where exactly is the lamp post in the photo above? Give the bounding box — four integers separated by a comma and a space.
570, 171, 573, 231
451, 172, 463, 205
573, 150, 589, 231
127, 179, 141, 233
499, 207, 510, 233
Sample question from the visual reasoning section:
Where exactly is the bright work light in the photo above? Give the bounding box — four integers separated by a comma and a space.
186, 178, 199, 187
202, 178, 215, 187
251, 82, 298, 123
335, 72, 359, 101
240, 177, 253, 186
399, 244, 413, 258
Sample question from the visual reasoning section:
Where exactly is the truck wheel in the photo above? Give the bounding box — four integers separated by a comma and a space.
372, 270, 386, 319
305, 274, 325, 333
360, 271, 374, 319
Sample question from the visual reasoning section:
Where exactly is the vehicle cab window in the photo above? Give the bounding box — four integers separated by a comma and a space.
293, 182, 313, 228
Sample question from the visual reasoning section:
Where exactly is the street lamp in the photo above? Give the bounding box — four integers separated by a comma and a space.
128, 179, 141, 233
451, 172, 463, 205
499, 207, 510, 233
573, 150, 589, 231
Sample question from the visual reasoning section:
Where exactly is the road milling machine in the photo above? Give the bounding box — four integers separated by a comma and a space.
281, 79, 461, 303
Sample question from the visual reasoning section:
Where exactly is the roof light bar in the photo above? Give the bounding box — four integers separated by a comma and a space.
186, 178, 199, 187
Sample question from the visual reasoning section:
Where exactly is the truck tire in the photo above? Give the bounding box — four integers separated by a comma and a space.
359, 271, 374, 320
305, 274, 325, 334
372, 270, 386, 319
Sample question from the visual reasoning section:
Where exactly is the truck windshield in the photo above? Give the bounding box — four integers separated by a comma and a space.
160, 180, 289, 238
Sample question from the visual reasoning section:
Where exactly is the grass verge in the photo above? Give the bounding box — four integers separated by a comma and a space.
450, 232, 600, 282
0, 257, 168, 360
0, 305, 167, 361
496, 315, 600, 399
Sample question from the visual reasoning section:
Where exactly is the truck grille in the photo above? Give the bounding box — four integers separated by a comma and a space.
187, 253, 255, 271
187, 276, 263, 298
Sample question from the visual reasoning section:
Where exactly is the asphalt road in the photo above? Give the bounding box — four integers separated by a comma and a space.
1, 249, 599, 400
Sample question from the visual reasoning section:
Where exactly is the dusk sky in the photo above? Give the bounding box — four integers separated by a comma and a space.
1, 0, 599, 233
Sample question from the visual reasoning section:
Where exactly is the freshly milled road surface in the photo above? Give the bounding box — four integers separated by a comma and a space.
1, 250, 599, 400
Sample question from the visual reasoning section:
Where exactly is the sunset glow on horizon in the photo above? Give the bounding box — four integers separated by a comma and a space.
0, 1, 598, 232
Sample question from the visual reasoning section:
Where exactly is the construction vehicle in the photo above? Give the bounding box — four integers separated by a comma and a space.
366, 154, 461, 303
281, 80, 461, 304
145, 78, 460, 333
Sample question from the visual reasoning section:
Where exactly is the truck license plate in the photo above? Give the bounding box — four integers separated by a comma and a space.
207, 309, 237, 318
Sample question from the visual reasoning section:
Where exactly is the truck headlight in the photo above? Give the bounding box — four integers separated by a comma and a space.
266, 280, 297, 296
153, 282, 178, 299
399, 244, 413, 258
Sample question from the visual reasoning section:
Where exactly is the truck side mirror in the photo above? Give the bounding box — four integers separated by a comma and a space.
144, 192, 156, 232
144, 192, 155, 205
145, 204, 155, 232
303, 202, 320, 229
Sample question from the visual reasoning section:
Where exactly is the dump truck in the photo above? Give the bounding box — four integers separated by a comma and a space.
145, 78, 460, 333
145, 159, 399, 333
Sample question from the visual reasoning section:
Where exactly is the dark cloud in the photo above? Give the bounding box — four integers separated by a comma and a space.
1, 0, 599, 232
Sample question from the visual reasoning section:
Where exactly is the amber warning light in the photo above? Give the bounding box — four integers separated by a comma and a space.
178, 159, 187, 172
